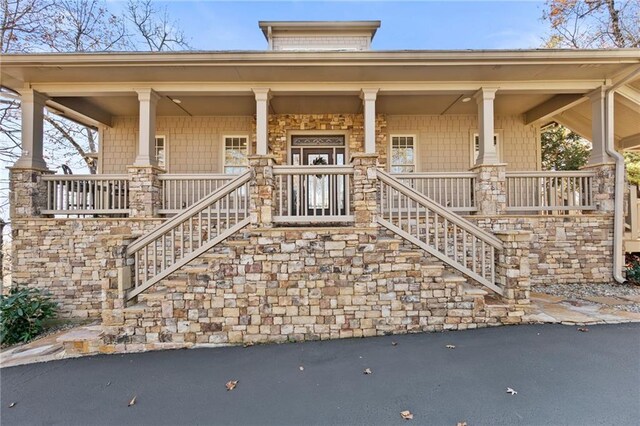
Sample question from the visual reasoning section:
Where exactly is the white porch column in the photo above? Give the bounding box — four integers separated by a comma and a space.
133, 89, 160, 167
361, 88, 378, 154
14, 89, 48, 170
253, 88, 270, 155
587, 86, 611, 165
474, 87, 499, 165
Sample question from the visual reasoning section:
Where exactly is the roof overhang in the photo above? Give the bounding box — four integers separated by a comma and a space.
258, 20, 381, 41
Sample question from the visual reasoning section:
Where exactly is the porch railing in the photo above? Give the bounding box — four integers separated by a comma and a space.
505, 171, 595, 212
273, 165, 354, 223
159, 174, 232, 214
391, 172, 477, 212
42, 174, 130, 216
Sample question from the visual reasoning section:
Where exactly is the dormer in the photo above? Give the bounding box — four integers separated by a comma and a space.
258, 21, 380, 51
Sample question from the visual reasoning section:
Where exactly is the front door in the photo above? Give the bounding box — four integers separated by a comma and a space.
290, 136, 346, 217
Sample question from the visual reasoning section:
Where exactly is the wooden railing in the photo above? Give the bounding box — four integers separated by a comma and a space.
377, 169, 504, 295
126, 172, 251, 299
273, 165, 354, 223
506, 171, 595, 212
43, 175, 129, 216
391, 172, 477, 212
159, 174, 232, 214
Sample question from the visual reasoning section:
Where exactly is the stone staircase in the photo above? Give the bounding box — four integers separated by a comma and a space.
102, 228, 523, 350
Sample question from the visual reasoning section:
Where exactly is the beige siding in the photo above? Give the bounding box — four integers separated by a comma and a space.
101, 116, 253, 174
385, 115, 540, 172
101, 114, 539, 173
273, 36, 369, 51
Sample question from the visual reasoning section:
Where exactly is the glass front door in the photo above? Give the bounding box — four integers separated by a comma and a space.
290, 136, 346, 217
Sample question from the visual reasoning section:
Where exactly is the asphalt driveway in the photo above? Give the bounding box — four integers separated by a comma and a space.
2, 324, 639, 425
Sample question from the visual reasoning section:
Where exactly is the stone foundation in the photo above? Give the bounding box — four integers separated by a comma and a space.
100, 227, 526, 350
10, 213, 613, 348
11, 219, 162, 318
470, 215, 614, 285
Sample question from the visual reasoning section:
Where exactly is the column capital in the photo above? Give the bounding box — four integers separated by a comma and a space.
360, 88, 379, 101
587, 85, 606, 102
473, 87, 498, 102
135, 88, 161, 104
18, 89, 48, 105
252, 88, 272, 101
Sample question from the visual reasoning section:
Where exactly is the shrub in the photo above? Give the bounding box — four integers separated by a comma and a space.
1, 286, 57, 345
625, 254, 640, 285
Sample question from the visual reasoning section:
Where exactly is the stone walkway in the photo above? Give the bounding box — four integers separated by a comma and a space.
2, 292, 639, 368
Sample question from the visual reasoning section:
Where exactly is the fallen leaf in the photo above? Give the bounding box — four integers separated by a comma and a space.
9, 402, 16, 408
400, 410, 413, 420
226, 380, 238, 391
457, 422, 467, 426
578, 328, 589, 332
363, 368, 372, 375
391, 341, 398, 346
243, 342, 254, 348
446, 344, 456, 349
128, 396, 137, 407
299, 366, 304, 371
506, 387, 518, 395
106, 381, 111, 387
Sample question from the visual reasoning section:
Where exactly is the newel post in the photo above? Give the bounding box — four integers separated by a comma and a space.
350, 153, 379, 228
249, 155, 276, 228
494, 230, 531, 308
471, 164, 507, 215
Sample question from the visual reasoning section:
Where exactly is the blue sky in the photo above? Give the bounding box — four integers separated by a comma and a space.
109, 0, 550, 50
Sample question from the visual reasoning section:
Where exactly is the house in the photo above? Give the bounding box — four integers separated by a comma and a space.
3, 21, 640, 351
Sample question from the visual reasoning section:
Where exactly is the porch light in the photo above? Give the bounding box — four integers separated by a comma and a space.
462, 97, 471, 103
172, 98, 182, 104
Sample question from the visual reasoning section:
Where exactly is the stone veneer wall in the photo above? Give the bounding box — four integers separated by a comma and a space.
11, 219, 162, 318
10, 215, 613, 325
101, 227, 523, 349
469, 215, 614, 285
265, 114, 388, 167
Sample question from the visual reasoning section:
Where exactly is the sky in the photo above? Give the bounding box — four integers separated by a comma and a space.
108, 0, 550, 50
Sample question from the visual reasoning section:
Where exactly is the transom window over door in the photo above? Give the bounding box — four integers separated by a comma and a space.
391, 135, 415, 173
224, 136, 249, 174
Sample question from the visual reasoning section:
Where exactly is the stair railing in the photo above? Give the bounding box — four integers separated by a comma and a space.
126, 171, 251, 300
377, 169, 504, 295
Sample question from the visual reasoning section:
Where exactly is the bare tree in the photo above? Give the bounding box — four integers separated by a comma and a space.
0, 0, 192, 220
543, 0, 640, 48
126, 0, 190, 51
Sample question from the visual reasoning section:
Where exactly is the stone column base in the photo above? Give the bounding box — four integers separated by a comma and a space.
470, 163, 507, 216
350, 153, 379, 228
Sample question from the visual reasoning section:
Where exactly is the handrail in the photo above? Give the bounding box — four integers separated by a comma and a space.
158, 173, 230, 180
42, 174, 130, 180
506, 171, 595, 177
273, 165, 355, 175
127, 171, 250, 255
378, 169, 502, 249
391, 172, 477, 178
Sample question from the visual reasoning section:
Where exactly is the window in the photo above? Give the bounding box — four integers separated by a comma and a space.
224, 136, 249, 174
390, 135, 415, 173
472, 133, 501, 165
155, 136, 166, 169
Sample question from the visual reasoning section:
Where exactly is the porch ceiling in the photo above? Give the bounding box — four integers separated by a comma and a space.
50, 92, 559, 117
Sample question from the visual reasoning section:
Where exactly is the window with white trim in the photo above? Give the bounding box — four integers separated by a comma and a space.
472, 133, 501, 165
390, 135, 415, 173
155, 136, 166, 169
224, 136, 249, 174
